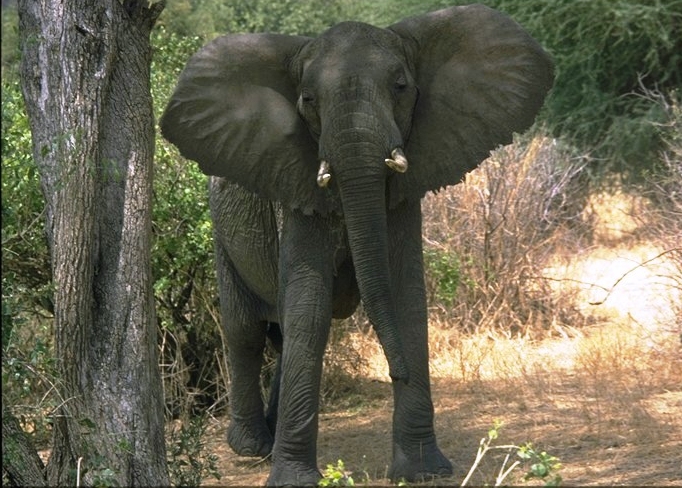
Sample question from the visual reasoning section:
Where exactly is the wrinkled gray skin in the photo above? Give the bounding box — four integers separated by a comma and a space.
161, 5, 553, 486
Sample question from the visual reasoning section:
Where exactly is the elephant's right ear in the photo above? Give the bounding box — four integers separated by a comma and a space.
387, 5, 554, 206
161, 34, 333, 215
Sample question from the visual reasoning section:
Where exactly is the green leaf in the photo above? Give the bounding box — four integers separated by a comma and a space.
531, 462, 549, 478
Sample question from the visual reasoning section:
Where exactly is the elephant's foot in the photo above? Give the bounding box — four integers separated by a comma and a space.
388, 440, 453, 482
227, 419, 273, 457
266, 460, 321, 487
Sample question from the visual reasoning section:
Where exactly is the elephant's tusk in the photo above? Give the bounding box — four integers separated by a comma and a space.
317, 160, 331, 188
385, 147, 408, 173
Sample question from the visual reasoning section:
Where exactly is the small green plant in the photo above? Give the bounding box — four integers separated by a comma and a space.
319, 459, 355, 487
424, 249, 469, 306
461, 420, 562, 486
2, 277, 57, 449
167, 415, 221, 487
79, 454, 119, 488
518, 444, 563, 486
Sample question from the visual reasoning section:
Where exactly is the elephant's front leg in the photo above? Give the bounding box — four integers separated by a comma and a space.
387, 200, 453, 482
266, 211, 336, 487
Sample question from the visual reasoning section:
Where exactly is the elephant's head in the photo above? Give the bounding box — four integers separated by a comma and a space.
161, 5, 553, 381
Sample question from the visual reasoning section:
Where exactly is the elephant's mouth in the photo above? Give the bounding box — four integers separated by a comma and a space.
316, 147, 408, 188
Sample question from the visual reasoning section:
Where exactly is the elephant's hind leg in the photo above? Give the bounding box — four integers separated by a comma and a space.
215, 245, 273, 458
264, 322, 283, 434
225, 335, 273, 458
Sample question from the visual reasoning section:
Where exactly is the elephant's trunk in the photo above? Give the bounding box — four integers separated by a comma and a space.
334, 158, 409, 383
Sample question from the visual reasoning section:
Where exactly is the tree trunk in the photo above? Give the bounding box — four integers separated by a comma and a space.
2, 410, 47, 487
16, 1, 168, 486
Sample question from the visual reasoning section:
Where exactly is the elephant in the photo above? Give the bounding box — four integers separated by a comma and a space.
160, 4, 553, 486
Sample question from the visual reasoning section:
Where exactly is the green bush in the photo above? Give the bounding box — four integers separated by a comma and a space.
493, 0, 682, 173
1, 78, 51, 309
167, 415, 221, 487
151, 28, 227, 417
1, 5, 20, 73
424, 249, 471, 308
2, 275, 56, 450
1, 13, 57, 453
158, 0, 356, 38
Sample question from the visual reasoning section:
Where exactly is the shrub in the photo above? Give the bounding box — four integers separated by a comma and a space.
498, 0, 682, 173
1, 76, 51, 315
421, 134, 590, 336
2, 62, 56, 451
424, 248, 472, 308
158, 0, 353, 39
166, 415, 221, 487
151, 28, 227, 418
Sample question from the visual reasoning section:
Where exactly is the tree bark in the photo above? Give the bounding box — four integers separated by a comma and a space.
16, 0, 168, 485
2, 410, 47, 487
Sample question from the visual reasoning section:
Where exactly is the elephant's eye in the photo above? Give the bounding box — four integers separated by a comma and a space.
394, 75, 408, 93
300, 89, 315, 105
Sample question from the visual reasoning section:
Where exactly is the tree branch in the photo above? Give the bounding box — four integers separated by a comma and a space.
2, 410, 47, 487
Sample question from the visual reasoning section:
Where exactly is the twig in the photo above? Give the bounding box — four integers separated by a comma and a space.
588, 248, 680, 305
533, 247, 680, 305
461, 438, 519, 486
496, 450, 521, 486
536, 275, 611, 292
77, 456, 83, 487
249, 452, 272, 468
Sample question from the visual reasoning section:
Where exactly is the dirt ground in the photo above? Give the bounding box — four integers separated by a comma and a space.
202, 372, 681, 486
201, 193, 681, 487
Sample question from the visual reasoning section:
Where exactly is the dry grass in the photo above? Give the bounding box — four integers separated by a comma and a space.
200, 132, 682, 486
420, 135, 591, 338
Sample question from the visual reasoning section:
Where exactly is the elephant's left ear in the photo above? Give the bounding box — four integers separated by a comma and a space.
388, 4, 554, 206
161, 34, 337, 216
